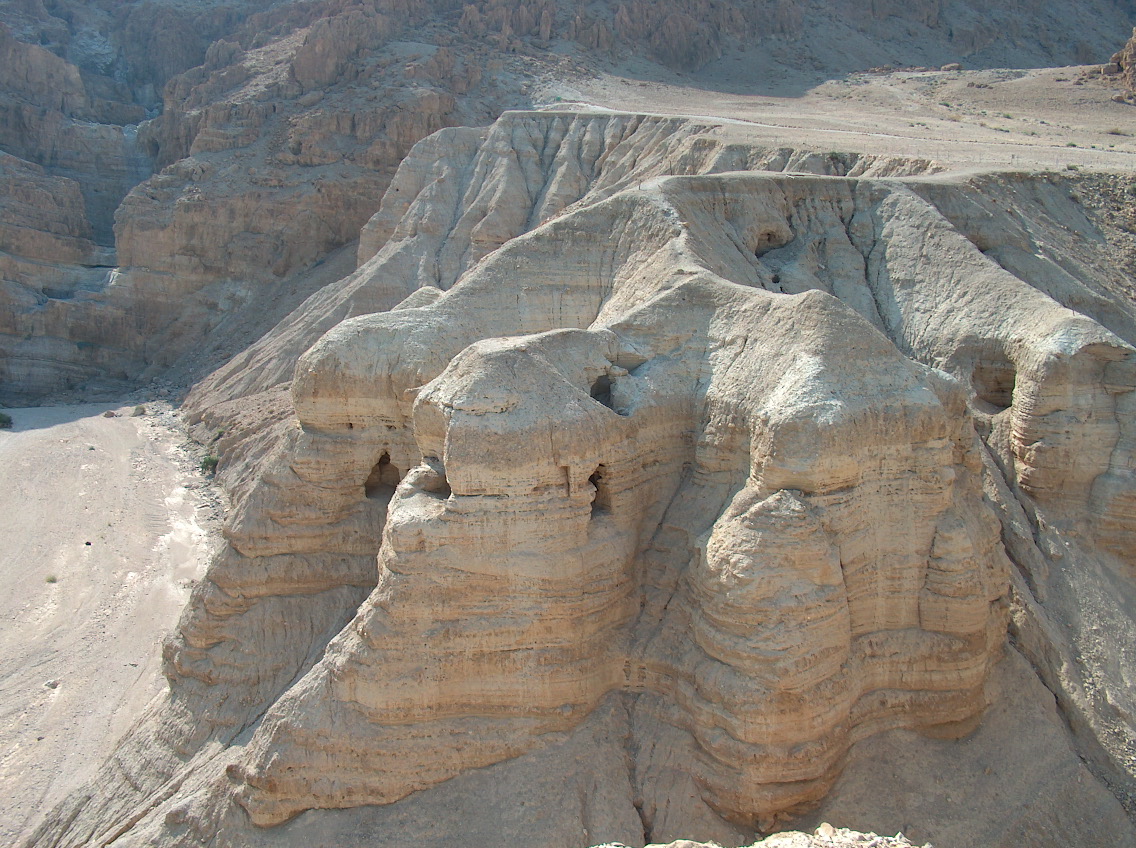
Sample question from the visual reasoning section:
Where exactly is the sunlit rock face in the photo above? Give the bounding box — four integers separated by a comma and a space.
25, 112, 1136, 848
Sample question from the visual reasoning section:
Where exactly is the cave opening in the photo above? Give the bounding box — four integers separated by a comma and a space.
972, 359, 1016, 412
589, 465, 611, 517
364, 452, 402, 500
590, 374, 613, 409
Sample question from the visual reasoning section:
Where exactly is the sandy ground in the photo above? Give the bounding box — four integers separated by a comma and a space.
538, 64, 1136, 173
0, 403, 217, 845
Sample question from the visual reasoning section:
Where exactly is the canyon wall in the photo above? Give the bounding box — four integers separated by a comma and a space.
22, 111, 1136, 848
3, 0, 1136, 402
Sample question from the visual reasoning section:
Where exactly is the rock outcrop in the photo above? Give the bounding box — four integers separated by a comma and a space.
1104, 26, 1136, 98
3, 0, 1136, 404
0, 0, 518, 402
23, 109, 1136, 848
3, 2, 1136, 845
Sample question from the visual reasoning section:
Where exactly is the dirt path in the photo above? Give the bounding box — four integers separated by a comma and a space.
0, 403, 216, 845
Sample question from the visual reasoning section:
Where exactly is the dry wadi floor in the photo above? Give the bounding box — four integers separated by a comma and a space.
0, 405, 215, 845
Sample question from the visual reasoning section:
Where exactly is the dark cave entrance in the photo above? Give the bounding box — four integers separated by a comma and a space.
364, 452, 402, 500
972, 359, 1016, 412
589, 464, 611, 517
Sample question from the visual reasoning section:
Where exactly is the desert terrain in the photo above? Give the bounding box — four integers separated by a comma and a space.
2, 2, 1136, 847
0, 404, 216, 844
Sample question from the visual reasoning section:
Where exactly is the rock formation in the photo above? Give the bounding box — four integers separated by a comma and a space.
20, 109, 1136, 848
4, 4, 1136, 848
1104, 26, 1136, 99
2, 0, 1133, 402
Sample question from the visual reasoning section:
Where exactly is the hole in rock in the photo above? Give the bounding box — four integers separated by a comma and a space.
589, 465, 611, 517
591, 375, 613, 409
972, 359, 1016, 411
364, 453, 402, 500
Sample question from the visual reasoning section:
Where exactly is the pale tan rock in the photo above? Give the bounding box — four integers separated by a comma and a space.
16, 102, 1136, 848
1107, 27, 1136, 91
181, 149, 1015, 834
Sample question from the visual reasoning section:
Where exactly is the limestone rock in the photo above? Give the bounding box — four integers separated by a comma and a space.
45, 112, 1134, 848
1107, 27, 1136, 92
4, 4, 1136, 846
0, 153, 97, 265
3, 0, 1133, 404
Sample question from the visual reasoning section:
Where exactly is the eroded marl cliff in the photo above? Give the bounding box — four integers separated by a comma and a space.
22, 111, 1136, 848
3, 0, 1136, 403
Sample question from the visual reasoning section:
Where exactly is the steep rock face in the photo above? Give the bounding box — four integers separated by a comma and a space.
1107, 26, 1136, 92
189, 112, 939, 409
3, 0, 1134, 403
0, 22, 150, 243
34, 110, 1136, 848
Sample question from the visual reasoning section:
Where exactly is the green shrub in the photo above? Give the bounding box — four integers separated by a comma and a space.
200, 455, 219, 474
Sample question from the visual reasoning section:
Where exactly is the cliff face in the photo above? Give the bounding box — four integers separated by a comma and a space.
21, 111, 1136, 848
3, 0, 1135, 403
0, 0, 518, 401
1106, 26, 1136, 93
4, 2, 1136, 846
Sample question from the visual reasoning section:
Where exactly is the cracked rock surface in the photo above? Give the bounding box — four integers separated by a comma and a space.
21, 110, 1136, 848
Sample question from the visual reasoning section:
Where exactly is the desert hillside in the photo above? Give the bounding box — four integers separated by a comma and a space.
1, 3, 1136, 848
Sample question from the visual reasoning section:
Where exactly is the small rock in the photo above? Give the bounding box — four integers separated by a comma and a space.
940, 62, 962, 71
102, 410, 117, 418
817, 822, 836, 838
44, 679, 59, 689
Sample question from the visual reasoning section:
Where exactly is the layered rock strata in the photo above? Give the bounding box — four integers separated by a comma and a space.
34, 109, 1136, 847
1104, 26, 1136, 97
4, 0, 1136, 403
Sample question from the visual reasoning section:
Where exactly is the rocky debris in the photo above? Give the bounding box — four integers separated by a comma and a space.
1101, 26, 1136, 102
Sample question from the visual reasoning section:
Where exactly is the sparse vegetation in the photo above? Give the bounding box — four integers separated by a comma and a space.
45, 575, 57, 584
200, 454, 220, 475
0, 412, 11, 429
132, 405, 147, 417
1106, 127, 1130, 136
